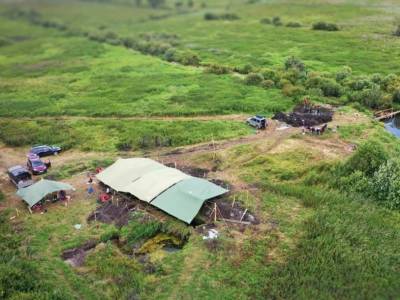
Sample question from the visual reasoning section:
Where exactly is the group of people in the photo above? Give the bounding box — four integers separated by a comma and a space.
303, 124, 328, 135
32, 189, 70, 212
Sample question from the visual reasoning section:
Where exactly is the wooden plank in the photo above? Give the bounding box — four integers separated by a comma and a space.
221, 218, 251, 225
375, 111, 400, 121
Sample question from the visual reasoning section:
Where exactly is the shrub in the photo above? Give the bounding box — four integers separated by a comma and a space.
205, 64, 231, 74
320, 79, 342, 97
282, 84, 306, 97
262, 80, 275, 88
282, 69, 305, 84
272, 16, 283, 26
335, 66, 352, 82
234, 64, 254, 74
345, 141, 388, 177
312, 21, 339, 31
393, 89, 400, 103
337, 170, 370, 195
221, 13, 240, 20
204, 12, 239, 21
349, 77, 373, 91
393, 25, 400, 37
0, 37, 10, 47
307, 88, 324, 97
306, 76, 342, 97
164, 48, 177, 61
371, 73, 384, 85
175, 50, 200, 66
363, 87, 384, 108
369, 159, 400, 209
284, 56, 305, 72
260, 18, 271, 24
122, 37, 136, 48
382, 74, 400, 92
245, 73, 264, 85
276, 78, 292, 89
349, 85, 384, 109
204, 12, 218, 20
286, 22, 302, 28
262, 68, 279, 82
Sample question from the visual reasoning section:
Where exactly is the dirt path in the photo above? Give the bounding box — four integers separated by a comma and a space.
156, 121, 298, 160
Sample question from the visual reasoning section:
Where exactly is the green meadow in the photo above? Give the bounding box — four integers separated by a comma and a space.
0, 0, 400, 299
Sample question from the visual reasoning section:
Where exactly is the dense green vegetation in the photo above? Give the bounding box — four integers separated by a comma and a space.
0, 17, 292, 118
0, 118, 251, 151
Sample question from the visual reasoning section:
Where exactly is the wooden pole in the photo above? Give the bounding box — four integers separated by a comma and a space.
239, 208, 248, 222
15, 208, 19, 217
232, 195, 236, 208
214, 202, 217, 222
212, 134, 216, 160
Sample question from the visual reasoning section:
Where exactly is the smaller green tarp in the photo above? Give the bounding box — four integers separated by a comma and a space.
151, 178, 228, 224
16, 179, 74, 207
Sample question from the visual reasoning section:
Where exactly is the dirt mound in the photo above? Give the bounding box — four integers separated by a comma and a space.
273, 104, 333, 127
62, 240, 97, 267
87, 199, 136, 227
165, 163, 209, 178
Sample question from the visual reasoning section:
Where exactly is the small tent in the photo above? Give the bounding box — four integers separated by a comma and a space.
16, 179, 74, 207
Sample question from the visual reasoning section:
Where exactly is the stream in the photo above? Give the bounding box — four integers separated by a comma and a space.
384, 115, 400, 137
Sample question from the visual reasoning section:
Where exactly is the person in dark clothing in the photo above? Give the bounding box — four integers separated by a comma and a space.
45, 159, 51, 169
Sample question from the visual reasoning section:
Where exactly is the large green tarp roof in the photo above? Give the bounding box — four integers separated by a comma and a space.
96, 158, 190, 202
151, 178, 228, 224
96, 158, 229, 223
16, 179, 74, 207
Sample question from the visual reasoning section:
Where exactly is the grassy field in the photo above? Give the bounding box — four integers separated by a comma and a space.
0, 0, 400, 299
0, 17, 292, 117
3, 0, 400, 74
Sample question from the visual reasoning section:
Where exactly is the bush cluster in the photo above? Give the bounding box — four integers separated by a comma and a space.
204, 12, 240, 21
312, 21, 339, 31
333, 142, 400, 210
272, 16, 283, 26
205, 64, 231, 75
245, 73, 264, 85
286, 22, 302, 28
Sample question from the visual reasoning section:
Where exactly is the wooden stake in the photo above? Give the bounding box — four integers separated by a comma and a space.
232, 196, 236, 208
239, 208, 248, 222
28, 207, 32, 214
214, 202, 217, 222
212, 134, 216, 160
15, 208, 19, 217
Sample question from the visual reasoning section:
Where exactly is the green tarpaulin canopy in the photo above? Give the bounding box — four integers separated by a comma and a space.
151, 178, 228, 224
96, 158, 229, 223
16, 179, 74, 207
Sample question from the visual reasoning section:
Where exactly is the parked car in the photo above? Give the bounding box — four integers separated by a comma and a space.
29, 145, 61, 157
246, 115, 267, 129
7, 165, 34, 189
27, 155, 48, 175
